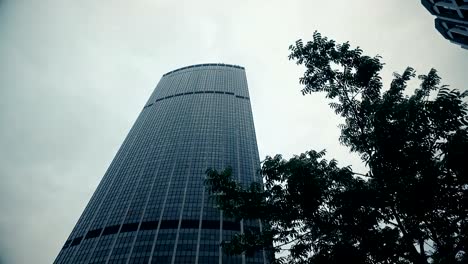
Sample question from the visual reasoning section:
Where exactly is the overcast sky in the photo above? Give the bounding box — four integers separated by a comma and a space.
0, 0, 467, 263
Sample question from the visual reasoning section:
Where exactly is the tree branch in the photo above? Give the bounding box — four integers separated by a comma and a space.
272, 230, 313, 250
352, 172, 373, 178
390, 206, 427, 264
336, 77, 374, 175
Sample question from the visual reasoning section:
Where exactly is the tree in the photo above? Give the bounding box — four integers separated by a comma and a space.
205, 32, 468, 264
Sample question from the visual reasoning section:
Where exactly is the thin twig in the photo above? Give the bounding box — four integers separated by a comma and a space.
273, 230, 313, 249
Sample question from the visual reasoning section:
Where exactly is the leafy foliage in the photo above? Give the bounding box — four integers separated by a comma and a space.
205, 32, 468, 264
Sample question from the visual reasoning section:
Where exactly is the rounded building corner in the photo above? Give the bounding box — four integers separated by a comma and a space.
163, 63, 245, 77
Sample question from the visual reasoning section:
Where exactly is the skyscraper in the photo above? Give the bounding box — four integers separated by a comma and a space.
54, 64, 267, 264
421, 0, 468, 49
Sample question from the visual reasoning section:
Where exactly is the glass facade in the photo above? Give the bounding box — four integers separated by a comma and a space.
54, 64, 267, 264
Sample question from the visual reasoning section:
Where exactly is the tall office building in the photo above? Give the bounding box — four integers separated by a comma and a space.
54, 64, 267, 264
421, 0, 468, 49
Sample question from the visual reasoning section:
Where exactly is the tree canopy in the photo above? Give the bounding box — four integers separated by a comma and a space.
205, 32, 468, 264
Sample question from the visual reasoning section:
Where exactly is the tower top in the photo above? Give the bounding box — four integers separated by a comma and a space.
163, 63, 245, 77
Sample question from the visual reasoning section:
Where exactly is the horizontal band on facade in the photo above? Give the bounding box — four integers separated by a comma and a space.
143, 90, 249, 109
62, 220, 260, 249
163, 63, 244, 77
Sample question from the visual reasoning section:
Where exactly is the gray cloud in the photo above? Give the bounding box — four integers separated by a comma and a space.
0, 0, 467, 263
